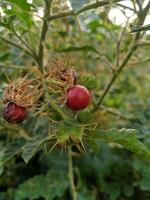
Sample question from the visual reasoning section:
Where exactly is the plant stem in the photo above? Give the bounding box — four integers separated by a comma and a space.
0, 64, 30, 70
37, 0, 52, 72
68, 147, 77, 200
49, 0, 124, 21
92, 2, 150, 112
0, 36, 34, 58
48, 98, 68, 121
100, 105, 132, 120
92, 38, 137, 112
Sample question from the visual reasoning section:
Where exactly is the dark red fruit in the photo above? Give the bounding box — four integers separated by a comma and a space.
60, 69, 77, 84
66, 85, 91, 111
2, 102, 27, 124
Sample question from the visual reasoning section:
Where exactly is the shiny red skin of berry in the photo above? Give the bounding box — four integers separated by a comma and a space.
2, 102, 27, 124
66, 85, 91, 111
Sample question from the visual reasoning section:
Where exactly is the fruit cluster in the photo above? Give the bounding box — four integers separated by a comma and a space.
2, 59, 91, 124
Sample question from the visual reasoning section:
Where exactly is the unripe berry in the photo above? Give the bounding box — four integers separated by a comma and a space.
66, 85, 91, 111
2, 102, 27, 124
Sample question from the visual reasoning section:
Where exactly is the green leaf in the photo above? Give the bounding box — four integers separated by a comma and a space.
138, 176, 150, 191
56, 123, 70, 144
14, 169, 69, 200
90, 128, 150, 158
22, 135, 48, 163
6, 0, 31, 11
78, 109, 92, 123
102, 183, 121, 200
69, 0, 90, 11
56, 121, 84, 144
80, 74, 98, 89
78, 188, 96, 200
123, 184, 134, 197
131, 24, 150, 33
0, 139, 26, 166
0, 192, 6, 200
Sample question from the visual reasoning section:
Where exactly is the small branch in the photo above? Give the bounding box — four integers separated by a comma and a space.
136, 0, 142, 12
48, 98, 68, 121
38, 0, 52, 72
68, 147, 77, 200
115, 3, 135, 12
0, 64, 30, 70
0, 36, 34, 58
92, 1, 150, 112
49, 0, 125, 21
115, 22, 128, 68
128, 58, 150, 66
136, 41, 150, 47
49, 10, 74, 20
0, 123, 31, 140
100, 105, 132, 120
12, 27, 37, 59
92, 40, 137, 112
77, 0, 123, 14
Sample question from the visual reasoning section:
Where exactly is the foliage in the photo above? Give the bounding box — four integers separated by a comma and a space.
0, 0, 150, 200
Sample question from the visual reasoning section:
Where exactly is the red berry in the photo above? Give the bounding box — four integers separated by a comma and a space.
2, 102, 27, 124
66, 85, 91, 111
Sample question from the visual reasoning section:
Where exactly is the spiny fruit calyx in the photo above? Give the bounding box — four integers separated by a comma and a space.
48, 58, 77, 88
2, 77, 43, 123
2, 77, 42, 108
2, 102, 27, 124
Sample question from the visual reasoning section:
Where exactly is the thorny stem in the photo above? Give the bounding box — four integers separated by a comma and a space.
68, 147, 77, 200
92, 1, 150, 112
37, 0, 52, 73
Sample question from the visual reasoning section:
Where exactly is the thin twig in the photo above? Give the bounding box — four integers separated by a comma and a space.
136, 0, 142, 12
128, 57, 150, 66
12, 27, 37, 59
48, 98, 68, 121
38, 0, 53, 72
68, 147, 77, 200
49, 0, 125, 21
0, 123, 31, 140
92, 39, 137, 112
0, 64, 30, 70
100, 105, 132, 120
115, 3, 135, 12
0, 36, 34, 57
115, 20, 129, 68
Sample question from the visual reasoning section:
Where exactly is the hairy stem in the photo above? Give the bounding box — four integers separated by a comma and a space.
68, 148, 77, 200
